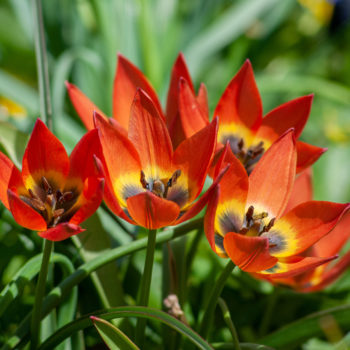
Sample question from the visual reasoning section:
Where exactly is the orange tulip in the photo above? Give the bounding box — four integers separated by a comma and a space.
205, 130, 349, 278
95, 89, 222, 230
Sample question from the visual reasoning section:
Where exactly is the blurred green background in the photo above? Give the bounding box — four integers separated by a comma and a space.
1, 0, 350, 349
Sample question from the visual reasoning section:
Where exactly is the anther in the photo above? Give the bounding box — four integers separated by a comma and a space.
31, 198, 46, 211
53, 208, 64, 218
245, 205, 254, 224
253, 212, 268, 220
164, 169, 181, 198
42, 176, 52, 194
152, 180, 166, 198
28, 188, 36, 198
140, 170, 149, 189
62, 191, 73, 202
262, 218, 275, 233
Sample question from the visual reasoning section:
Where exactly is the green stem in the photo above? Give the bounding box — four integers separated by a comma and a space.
258, 287, 280, 337
4, 218, 203, 350
30, 239, 53, 350
32, 0, 52, 130
199, 260, 235, 339
218, 298, 241, 350
135, 229, 158, 345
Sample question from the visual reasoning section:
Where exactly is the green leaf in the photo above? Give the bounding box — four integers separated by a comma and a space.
0, 69, 39, 114
38, 306, 214, 350
91, 316, 139, 350
2, 218, 202, 350
0, 253, 74, 318
259, 304, 350, 349
0, 121, 29, 168
213, 344, 275, 350
185, 0, 279, 78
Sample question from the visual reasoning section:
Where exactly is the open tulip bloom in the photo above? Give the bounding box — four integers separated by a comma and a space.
178, 60, 326, 175
66, 53, 207, 149
0, 119, 104, 241
205, 129, 350, 278
95, 89, 222, 230
269, 169, 350, 291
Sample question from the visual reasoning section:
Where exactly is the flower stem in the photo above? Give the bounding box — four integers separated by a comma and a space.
135, 229, 158, 345
30, 239, 53, 350
199, 260, 235, 339
32, 0, 52, 130
218, 298, 241, 350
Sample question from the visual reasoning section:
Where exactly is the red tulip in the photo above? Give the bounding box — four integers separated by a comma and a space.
0, 119, 104, 241
205, 130, 349, 278
179, 60, 326, 174
95, 89, 221, 230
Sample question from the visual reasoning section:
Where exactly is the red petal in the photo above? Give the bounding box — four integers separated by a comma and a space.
173, 117, 218, 203
166, 53, 194, 148
296, 141, 327, 174
304, 251, 350, 292
38, 223, 84, 241
215, 60, 262, 138
260, 255, 336, 279
66, 81, 107, 130
69, 177, 104, 225
0, 152, 23, 210
7, 189, 47, 231
22, 119, 69, 190
129, 89, 173, 175
68, 129, 103, 182
175, 164, 230, 226
284, 167, 313, 213
256, 95, 313, 145
247, 129, 297, 218
113, 54, 163, 130
313, 210, 350, 257
178, 78, 209, 139
196, 83, 209, 119
204, 185, 220, 254
272, 201, 350, 257
95, 111, 141, 193
126, 191, 180, 229
223, 232, 278, 272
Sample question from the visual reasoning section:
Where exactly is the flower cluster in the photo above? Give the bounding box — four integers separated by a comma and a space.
0, 53, 348, 289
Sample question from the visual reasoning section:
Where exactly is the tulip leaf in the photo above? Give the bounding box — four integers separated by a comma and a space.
259, 304, 350, 349
0, 252, 74, 319
213, 343, 275, 350
37, 306, 213, 350
91, 316, 139, 350
185, 0, 279, 77
0, 69, 39, 114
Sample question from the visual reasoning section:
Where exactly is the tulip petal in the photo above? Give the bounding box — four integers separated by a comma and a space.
265, 201, 350, 258
304, 250, 350, 292
215, 60, 262, 146
68, 177, 104, 225
126, 191, 180, 229
8, 189, 47, 231
38, 222, 84, 241
313, 210, 350, 257
223, 232, 278, 272
178, 78, 209, 139
95, 112, 142, 207
0, 152, 24, 210
175, 164, 229, 226
66, 82, 107, 130
129, 90, 173, 179
296, 141, 327, 173
173, 117, 218, 204
284, 167, 313, 213
196, 83, 209, 119
166, 53, 194, 148
113, 54, 163, 130
247, 129, 297, 218
68, 129, 103, 185
22, 119, 69, 192
259, 255, 336, 279
256, 95, 313, 146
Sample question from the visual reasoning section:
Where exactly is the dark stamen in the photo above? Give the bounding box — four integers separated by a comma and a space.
140, 170, 149, 189
245, 205, 254, 225
262, 218, 275, 233
42, 176, 52, 194
53, 208, 64, 218
31, 198, 46, 211
164, 169, 181, 198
